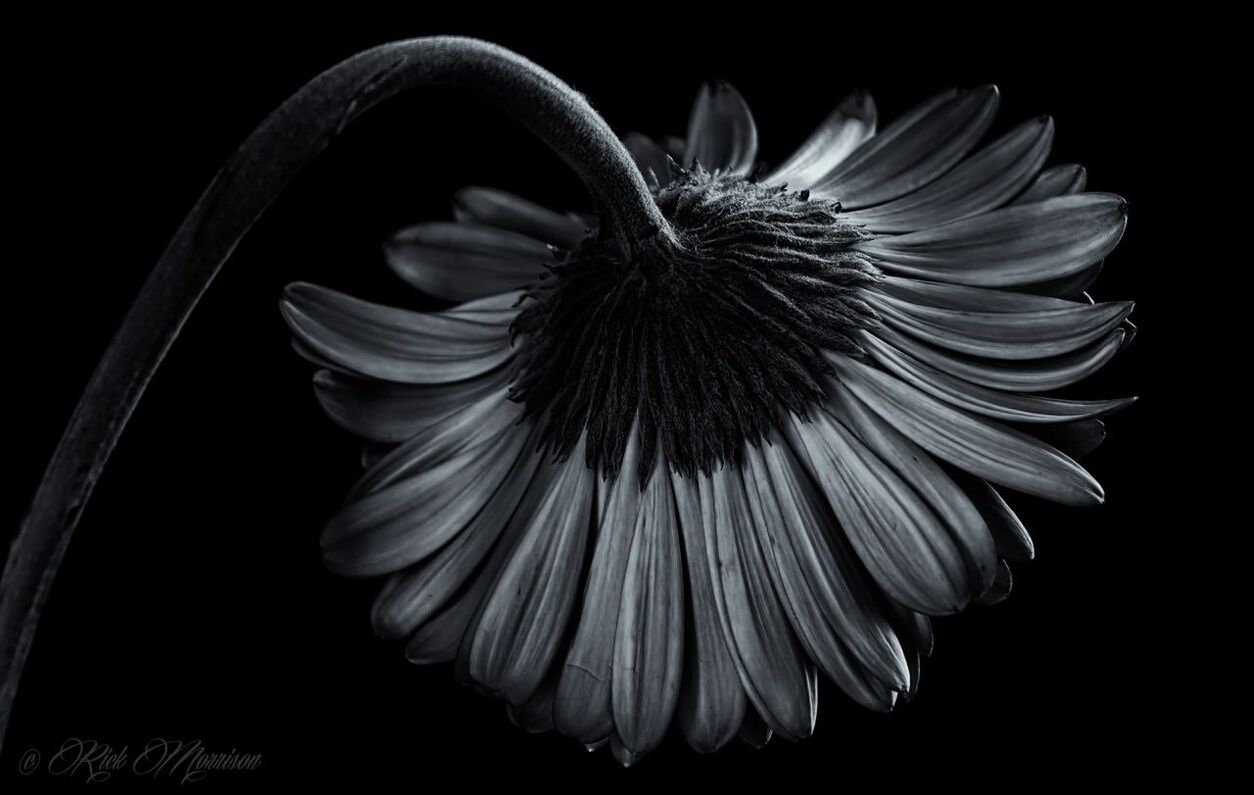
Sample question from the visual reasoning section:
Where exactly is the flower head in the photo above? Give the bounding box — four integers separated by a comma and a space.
282, 76, 1131, 764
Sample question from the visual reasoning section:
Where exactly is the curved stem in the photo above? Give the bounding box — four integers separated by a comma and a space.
0, 36, 673, 746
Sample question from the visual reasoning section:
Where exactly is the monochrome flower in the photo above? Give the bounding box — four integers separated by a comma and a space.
280, 80, 1132, 764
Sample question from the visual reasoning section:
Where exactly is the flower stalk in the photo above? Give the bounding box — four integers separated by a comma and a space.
0, 36, 673, 747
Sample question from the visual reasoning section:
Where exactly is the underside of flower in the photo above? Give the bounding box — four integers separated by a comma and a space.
511, 170, 881, 481
4, 35, 1138, 766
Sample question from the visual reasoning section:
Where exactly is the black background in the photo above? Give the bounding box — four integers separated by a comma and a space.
3, 11, 1204, 788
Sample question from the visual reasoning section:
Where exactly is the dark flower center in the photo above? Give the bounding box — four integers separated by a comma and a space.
510, 170, 881, 482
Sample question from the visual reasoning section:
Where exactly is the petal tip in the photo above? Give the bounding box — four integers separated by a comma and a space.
841, 88, 876, 119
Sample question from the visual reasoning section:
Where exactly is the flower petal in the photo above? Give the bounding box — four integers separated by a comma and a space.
403, 582, 482, 664
312, 367, 510, 444
1032, 418, 1108, 459
507, 680, 557, 734
453, 187, 585, 248
1011, 163, 1087, 205
684, 81, 759, 176
737, 709, 774, 748
861, 331, 1136, 422
369, 431, 543, 639
281, 282, 514, 384
384, 221, 551, 302
785, 411, 972, 615
856, 193, 1128, 287
765, 89, 877, 189
814, 86, 999, 209
844, 115, 1054, 233
974, 560, 1013, 605
321, 402, 528, 577
670, 473, 747, 753
827, 381, 998, 592
829, 352, 1103, 505
871, 324, 1127, 393
460, 437, 594, 705
612, 464, 685, 757
698, 468, 817, 740
864, 288, 1134, 360
742, 442, 908, 707
440, 289, 525, 324
959, 476, 1034, 561
554, 427, 643, 744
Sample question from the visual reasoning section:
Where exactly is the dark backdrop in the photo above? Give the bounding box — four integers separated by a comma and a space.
3, 11, 1199, 788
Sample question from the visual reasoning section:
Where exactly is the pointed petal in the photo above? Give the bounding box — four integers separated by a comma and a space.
765, 89, 877, 189
670, 473, 747, 752
612, 465, 685, 756
861, 331, 1136, 422
609, 733, 640, 767
1014, 260, 1105, 301
506, 679, 557, 733
453, 187, 585, 249
312, 367, 510, 443
684, 81, 759, 175
742, 442, 908, 707
829, 352, 1104, 505
876, 274, 1086, 312
698, 468, 817, 740
1012, 163, 1087, 205
856, 193, 1128, 287
784, 412, 972, 615
1033, 418, 1108, 459
462, 438, 594, 705
844, 115, 1054, 232
815, 86, 1000, 209
555, 428, 642, 744
384, 221, 551, 302
865, 288, 1134, 360
975, 560, 1013, 605
958, 476, 1034, 561
281, 282, 515, 384
871, 324, 1127, 393
737, 709, 773, 748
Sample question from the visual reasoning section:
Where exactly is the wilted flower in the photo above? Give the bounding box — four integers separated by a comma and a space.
281, 71, 1131, 762
0, 37, 1132, 764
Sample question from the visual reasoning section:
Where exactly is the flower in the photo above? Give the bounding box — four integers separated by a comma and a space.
280, 79, 1131, 764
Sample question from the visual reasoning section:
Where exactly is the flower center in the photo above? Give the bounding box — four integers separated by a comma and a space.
510, 171, 881, 482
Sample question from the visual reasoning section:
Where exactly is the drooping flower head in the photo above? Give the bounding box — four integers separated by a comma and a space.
281, 73, 1132, 764
0, 35, 1132, 765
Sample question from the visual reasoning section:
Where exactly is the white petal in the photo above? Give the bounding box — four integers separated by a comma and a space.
684, 81, 758, 176
829, 352, 1103, 505
784, 412, 972, 615
814, 86, 999, 209
554, 427, 643, 744
281, 282, 514, 384
765, 89, 877, 189
453, 187, 585, 248
384, 221, 551, 302
856, 193, 1128, 287
612, 465, 685, 756
462, 437, 595, 705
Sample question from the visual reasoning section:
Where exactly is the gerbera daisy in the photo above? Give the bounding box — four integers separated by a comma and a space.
279, 51, 1131, 763
0, 36, 1132, 762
